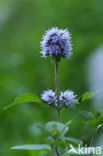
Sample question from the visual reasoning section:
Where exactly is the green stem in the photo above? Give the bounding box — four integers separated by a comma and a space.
57, 109, 61, 122
88, 128, 97, 156
55, 60, 61, 122
90, 129, 97, 147
55, 147, 59, 156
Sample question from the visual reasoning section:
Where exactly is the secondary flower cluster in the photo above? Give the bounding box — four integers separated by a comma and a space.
41, 90, 77, 108
41, 27, 72, 59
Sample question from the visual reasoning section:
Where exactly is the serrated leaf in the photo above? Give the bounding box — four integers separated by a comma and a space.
64, 137, 83, 146
81, 91, 97, 102
4, 93, 44, 109
11, 144, 51, 152
80, 111, 94, 120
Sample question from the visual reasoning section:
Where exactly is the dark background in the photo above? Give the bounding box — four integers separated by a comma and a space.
0, 0, 103, 155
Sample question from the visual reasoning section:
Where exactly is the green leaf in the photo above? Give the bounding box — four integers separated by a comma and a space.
88, 114, 103, 128
80, 111, 95, 119
11, 144, 51, 152
4, 93, 44, 109
75, 101, 80, 105
81, 91, 97, 102
46, 136, 55, 144
45, 121, 69, 137
35, 123, 48, 134
58, 120, 72, 137
65, 120, 72, 126
64, 137, 83, 146
97, 124, 103, 130
54, 139, 66, 148
60, 126, 69, 136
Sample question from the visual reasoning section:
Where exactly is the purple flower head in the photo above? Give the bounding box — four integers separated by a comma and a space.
41, 90, 56, 106
59, 90, 76, 108
41, 27, 72, 59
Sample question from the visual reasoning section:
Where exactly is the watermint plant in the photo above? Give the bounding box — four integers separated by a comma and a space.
4, 27, 103, 156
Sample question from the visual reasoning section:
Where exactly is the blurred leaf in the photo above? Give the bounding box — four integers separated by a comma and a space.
80, 110, 95, 119
52, 127, 59, 136
45, 121, 69, 137
46, 136, 55, 144
81, 91, 97, 102
65, 120, 72, 126
60, 126, 69, 137
97, 124, 103, 130
54, 139, 66, 148
4, 93, 44, 109
35, 123, 48, 134
81, 121, 88, 126
45, 136, 66, 148
64, 137, 83, 146
75, 101, 80, 105
88, 114, 103, 128
11, 144, 51, 152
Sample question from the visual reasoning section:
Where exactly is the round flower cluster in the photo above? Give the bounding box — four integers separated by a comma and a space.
41, 90, 76, 108
59, 90, 76, 108
40, 27, 72, 59
41, 90, 56, 106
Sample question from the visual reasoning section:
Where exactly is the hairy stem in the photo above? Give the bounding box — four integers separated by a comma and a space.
55, 60, 61, 122
88, 128, 97, 156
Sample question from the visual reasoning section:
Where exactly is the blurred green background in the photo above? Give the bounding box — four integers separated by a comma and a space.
0, 0, 103, 155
